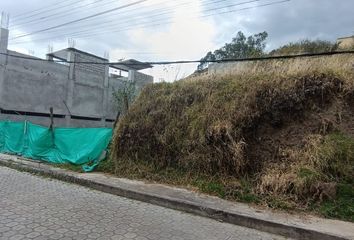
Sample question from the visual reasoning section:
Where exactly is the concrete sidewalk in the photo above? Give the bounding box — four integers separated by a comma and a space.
0, 153, 353, 240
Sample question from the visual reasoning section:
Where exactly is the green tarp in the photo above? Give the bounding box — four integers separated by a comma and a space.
0, 121, 112, 172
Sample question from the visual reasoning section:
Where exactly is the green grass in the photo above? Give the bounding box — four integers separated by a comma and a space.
190, 178, 261, 203
57, 157, 354, 222
267, 197, 295, 210
297, 133, 354, 221
318, 184, 354, 222
298, 167, 320, 179
224, 178, 261, 204
323, 132, 354, 183
94, 156, 354, 222
97, 131, 354, 222
192, 179, 226, 198
98, 154, 354, 222
55, 163, 84, 172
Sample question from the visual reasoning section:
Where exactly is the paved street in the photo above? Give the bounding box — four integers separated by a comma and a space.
0, 166, 288, 240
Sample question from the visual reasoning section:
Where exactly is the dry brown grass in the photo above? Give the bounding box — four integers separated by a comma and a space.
108, 58, 354, 219
208, 53, 354, 79
258, 131, 354, 203
112, 70, 348, 173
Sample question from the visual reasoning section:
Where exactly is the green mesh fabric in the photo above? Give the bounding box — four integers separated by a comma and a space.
0, 121, 112, 172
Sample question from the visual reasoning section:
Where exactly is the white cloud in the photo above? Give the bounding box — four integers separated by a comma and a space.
110, 0, 217, 82
3, 0, 354, 82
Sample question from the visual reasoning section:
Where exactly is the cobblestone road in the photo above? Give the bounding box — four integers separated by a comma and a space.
0, 166, 289, 240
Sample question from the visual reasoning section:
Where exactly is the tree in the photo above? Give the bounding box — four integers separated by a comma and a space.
197, 31, 268, 70
269, 39, 338, 56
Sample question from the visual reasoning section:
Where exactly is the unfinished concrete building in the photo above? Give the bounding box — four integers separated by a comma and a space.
0, 28, 153, 128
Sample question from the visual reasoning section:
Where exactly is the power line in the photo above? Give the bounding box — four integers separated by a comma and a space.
116, 0, 291, 41
11, 0, 83, 22
203, 0, 289, 17
12, 0, 77, 18
10, 0, 284, 45
12, 0, 200, 30
11, 0, 242, 39
10, 0, 148, 40
1, 50, 354, 66
10, 0, 226, 38
62, 0, 290, 40
10, 0, 112, 28
59, 0, 261, 36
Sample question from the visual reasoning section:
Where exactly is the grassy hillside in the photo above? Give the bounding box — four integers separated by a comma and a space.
105, 66, 354, 221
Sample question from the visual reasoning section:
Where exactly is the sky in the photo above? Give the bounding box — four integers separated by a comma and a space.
0, 0, 353, 82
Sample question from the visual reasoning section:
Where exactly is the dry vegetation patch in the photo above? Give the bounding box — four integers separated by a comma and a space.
106, 68, 354, 221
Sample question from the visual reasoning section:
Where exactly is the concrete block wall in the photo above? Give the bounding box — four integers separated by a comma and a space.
134, 71, 154, 90
0, 50, 74, 127
0, 29, 153, 128
75, 52, 106, 75
71, 83, 104, 118
0, 113, 104, 128
63, 49, 108, 122
106, 77, 126, 120
2, 51, 69, 115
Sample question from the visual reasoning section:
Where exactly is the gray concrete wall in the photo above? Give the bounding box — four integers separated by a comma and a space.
337, 36, 354, 50
0, 113, 104, 128
71, 82, 104, 118
0, 114, 67, 128
134, 71, 154, 90
106, 73, 153, 120
208, 53, 354, 76
0, 45, 153, 128
1, 51, 69, 115
107, 76, 126, 120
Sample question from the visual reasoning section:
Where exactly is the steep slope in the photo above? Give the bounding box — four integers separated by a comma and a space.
108, 68, 354, 221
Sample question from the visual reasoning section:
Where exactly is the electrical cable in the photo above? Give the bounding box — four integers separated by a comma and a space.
11, 0, 84, 23
10, 0, 148, 40
10, 0, 112, 28
1, 50, 353, 66
10, 0, 228, 37
10, 0, 285, 44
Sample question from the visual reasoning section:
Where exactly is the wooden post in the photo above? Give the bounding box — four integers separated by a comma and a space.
49, 107, 54, 130
124, 93, 129, 115
113, 112, 120, 129
49, 107, 55, 146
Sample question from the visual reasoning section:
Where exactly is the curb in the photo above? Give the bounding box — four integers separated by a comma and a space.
0, 156, 352, 240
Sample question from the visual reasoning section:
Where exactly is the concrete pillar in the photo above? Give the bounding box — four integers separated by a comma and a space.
101, 64, 109, 127
0, 28, 8, 67
0, 28, 9, 119
46, 54, 54, 61
128, 70, 136, 82
65, 50, 75, 127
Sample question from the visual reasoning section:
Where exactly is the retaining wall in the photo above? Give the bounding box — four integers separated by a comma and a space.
208, 53, 354, 76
